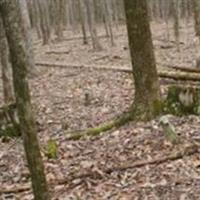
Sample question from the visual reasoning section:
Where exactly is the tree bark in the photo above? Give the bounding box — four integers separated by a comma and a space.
0, 1, 50, 199
84, 0, 102, 51
36, 0, 51, 45
78, 0, 88, 44
192, 0, 200, 41
19, 0, 36, 75
123, 0, 161, 120
0, 17, 14, 104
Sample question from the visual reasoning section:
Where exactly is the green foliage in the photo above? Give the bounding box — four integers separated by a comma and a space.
0, 124, 20, 137
45, 139, 58, 159
152, 99, 162, 117
0, 103, 21, 137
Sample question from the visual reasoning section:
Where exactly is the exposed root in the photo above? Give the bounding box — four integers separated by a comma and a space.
65, 112, 132, 140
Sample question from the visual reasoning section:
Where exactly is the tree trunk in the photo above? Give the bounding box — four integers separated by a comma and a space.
102, 0, 115, 46
171, 0, 180, 52
78, 0, 88, 44
19, 0, 36, 75
192, 0, 200, 41
0, 17, 14, 104
123, 0, 161, 120
36, 0, 51, 45
32, 0, 42, 39
0, 1, 50, 199
84, 0, 102, 51
54, 0, 65, 41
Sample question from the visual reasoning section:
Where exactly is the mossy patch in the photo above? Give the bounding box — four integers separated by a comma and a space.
45, 139, 58, 159
164, 85, 200, 115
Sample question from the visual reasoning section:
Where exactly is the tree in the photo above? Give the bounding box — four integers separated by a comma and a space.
123, 0, 161, 120
78, 0, 88, 44
192, 0, 200, 41
0, 17, 14, 104
171, 0, 180, 52
0, 1, 50, 199
36, 0, 51, 45
84, 0, 102, 50
19, 0, 35, 75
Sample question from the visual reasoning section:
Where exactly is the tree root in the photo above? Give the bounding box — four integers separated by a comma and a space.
65, 112, 132, 140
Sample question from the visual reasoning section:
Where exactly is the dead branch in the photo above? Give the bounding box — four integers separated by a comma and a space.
0, 184, 31, 194
0, 143, 198, 195
36, 61, 200, 82
159, 62, 200, 73
158, 70, 200, 81
45, 50, 71, 55
105, 143, 199, 174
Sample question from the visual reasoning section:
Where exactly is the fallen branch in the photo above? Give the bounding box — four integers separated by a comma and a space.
0, 143, 198, 195
45, 50, 71, 55
105, 143, 199, 174
158, 70, 200, 81
0, 183, 31, 194
93, 55, 109, 61
158, 62, 200, 73
36, 61, 200, 82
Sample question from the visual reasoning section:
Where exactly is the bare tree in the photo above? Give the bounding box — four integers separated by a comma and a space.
171, 0, 180, 51
0, 17, 14, 104
84, 0, 102, 51
192, 0, 200, 41
0, 1, 50, 199
36, 0, 51, 44
78, 0, 88, 44
19, 0, 35, 75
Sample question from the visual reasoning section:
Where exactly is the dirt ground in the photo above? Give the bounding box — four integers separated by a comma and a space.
0, 22, 200, 200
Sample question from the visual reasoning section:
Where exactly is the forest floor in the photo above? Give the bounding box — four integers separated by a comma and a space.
0, 22, 200, 200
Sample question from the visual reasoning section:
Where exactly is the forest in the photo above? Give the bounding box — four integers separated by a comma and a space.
0, 0, 200, 199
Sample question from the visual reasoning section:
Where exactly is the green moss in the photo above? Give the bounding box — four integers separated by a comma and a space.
66, 113, 132, 140
164, 85, 200, 116
152, 99, 162, 116
0, 103, 21, 137
45, 139, 58, 159
0, 123, 21, 137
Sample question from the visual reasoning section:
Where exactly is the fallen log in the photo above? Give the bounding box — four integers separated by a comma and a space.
158, 70, 200, 82
158, 62, 200, 73
35, 61, 200, 82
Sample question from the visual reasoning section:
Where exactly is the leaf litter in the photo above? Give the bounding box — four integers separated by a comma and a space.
0, 22, 200, 199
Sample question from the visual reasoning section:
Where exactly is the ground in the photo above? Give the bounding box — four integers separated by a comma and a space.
0, 21, 200, 199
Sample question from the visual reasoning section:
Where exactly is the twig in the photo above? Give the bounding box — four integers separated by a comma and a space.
0, 143, 198, 195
